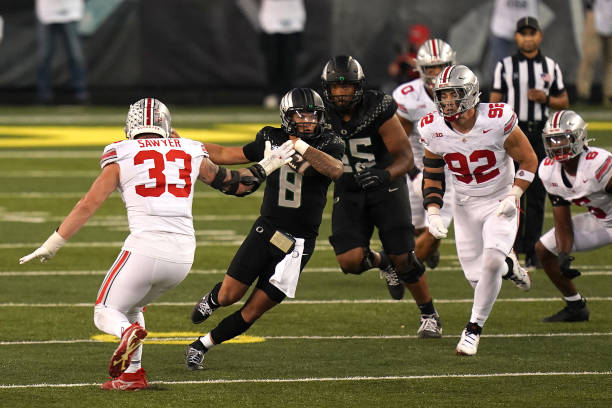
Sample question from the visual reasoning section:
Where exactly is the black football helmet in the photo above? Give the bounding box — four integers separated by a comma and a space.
321, 55, 365, 111
280, 88, 326, 140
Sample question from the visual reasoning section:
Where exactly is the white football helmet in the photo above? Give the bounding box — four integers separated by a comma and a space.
542, 110, 589, 162
124, 98, 171, 139
415, 39, 456, 90
433, 65, 480, 121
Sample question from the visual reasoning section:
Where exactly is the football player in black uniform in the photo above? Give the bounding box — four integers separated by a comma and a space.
185, 88, 345, 370
322, 55, 442, 338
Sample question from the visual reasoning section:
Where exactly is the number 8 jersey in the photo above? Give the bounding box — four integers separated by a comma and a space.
418, 103, 517, 197
100, 138, 207, 239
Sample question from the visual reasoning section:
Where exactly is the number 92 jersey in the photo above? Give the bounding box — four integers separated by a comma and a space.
100, 137, 207, 236
243, 127, 345, 238
418, 103, 517, 197
539, 147, 612, 227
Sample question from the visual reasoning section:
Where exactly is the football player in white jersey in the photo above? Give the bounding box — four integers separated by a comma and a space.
18, 98, 294, 390
418, 65, 538, 356
536, 110, 612, 322
392, 38, 456, 270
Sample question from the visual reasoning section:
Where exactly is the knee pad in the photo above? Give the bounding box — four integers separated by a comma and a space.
396, 251, 425, 284
341, 248, 376, 275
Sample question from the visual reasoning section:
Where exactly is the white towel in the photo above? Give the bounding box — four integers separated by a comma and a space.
269, 238, 305, 298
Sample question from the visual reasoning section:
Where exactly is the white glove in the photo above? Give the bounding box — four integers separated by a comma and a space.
427, 207, 448, 239
258, 140, 296, 175
496, 185, 523, 218
19, 231, 67, 264
411, 170, 423, 199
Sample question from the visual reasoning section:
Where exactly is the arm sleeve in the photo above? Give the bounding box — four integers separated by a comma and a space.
550, 62, 566, 96
491, 60, 507, 93
242, 128, 267, 162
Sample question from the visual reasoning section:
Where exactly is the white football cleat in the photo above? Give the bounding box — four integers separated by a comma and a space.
504, 250, 531, 291
456, 323, 481, 356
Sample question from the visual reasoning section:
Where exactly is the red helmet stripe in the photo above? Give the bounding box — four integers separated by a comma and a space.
145, 98, 153, 126
552, 110, 562, 128
431, 39, 438, 58
441, 65, 452, 83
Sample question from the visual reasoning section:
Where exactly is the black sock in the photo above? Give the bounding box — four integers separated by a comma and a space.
502, 256, 513, 279
208, 282, 222, 308
210, 310, 253, 344
190, 338, 207, 352
417, 300, 436, 315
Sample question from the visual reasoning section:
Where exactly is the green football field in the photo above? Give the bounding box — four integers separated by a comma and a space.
1, 105, 611, 407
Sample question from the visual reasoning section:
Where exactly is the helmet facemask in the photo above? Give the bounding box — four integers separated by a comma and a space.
324, 82, 362, 113
542, 110, 589, 162
433, 65, 480, 122
280, 88, 326, 140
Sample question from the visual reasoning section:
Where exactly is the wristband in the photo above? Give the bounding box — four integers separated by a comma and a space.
515, 169, 535, 183
294, 139, 309, 155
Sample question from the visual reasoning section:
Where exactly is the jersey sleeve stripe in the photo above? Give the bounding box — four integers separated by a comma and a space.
596, 156, 612, 182
503, 112, 517, 135
100, 149, 118, 167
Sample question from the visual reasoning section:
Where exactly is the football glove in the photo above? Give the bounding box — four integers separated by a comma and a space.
19, 231, 67, 264
427, 207, 447, 239
259, 140, 295, 175
496, 186, 523, 218
558, 252, 581, 279
410, 169, 423, 199
354, 168, 391, 190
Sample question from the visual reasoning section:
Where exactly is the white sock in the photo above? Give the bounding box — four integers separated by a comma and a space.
199, 333, 215, 349
470, 248, 506, 327
564, 293, 582, 302
124, 310, 145, 373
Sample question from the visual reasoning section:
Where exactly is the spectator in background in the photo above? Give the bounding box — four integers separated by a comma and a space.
487, 0, 538, 82
36, 0, 89, 104
576, 1, 599, 104
259, 0, 306, 109
387, 24, 430, 88
490, 16, 569, 268
577, 0, 612, 106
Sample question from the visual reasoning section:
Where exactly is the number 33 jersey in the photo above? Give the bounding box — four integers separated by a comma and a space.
539, 147, 612, 227
418, 103, 517, 197
100, 137, 207, 237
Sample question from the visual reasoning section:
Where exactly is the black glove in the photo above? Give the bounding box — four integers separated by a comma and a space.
558, 252, 581, 279
354, 168, 391, 190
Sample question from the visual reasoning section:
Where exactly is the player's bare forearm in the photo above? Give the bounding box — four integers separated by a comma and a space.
380, 115, 414, 178
203, 143, 249, 165
505, 126, 538, 191
58, 164, 119, 240
302, 148, 343, 180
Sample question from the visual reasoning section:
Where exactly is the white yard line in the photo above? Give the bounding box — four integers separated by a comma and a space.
1, 371, 610, 389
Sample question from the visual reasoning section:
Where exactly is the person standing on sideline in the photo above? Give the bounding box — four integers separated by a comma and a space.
536, 110, 612, 322
258, 0, 306, 109
185, 88, 345, 370
490, 16, 569, 268
35, 0, 89, 104
19, 98, 294, 390
420, 65, 536, 355
392, 38, 457, 271
321, 55, 443, 339
487, 0, 538, 84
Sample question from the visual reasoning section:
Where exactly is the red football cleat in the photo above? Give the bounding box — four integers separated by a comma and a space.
101, 368, 149, 391
108, 322, 147, 378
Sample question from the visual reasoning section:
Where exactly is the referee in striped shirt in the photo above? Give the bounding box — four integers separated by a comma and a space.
490, 16, 569, 268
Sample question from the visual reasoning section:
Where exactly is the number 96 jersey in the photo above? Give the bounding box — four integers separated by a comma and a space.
100, 137, 207, 237
418, 103, 517, 197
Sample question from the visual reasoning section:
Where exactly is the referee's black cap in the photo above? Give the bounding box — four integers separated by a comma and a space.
516, 16, 541, 32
